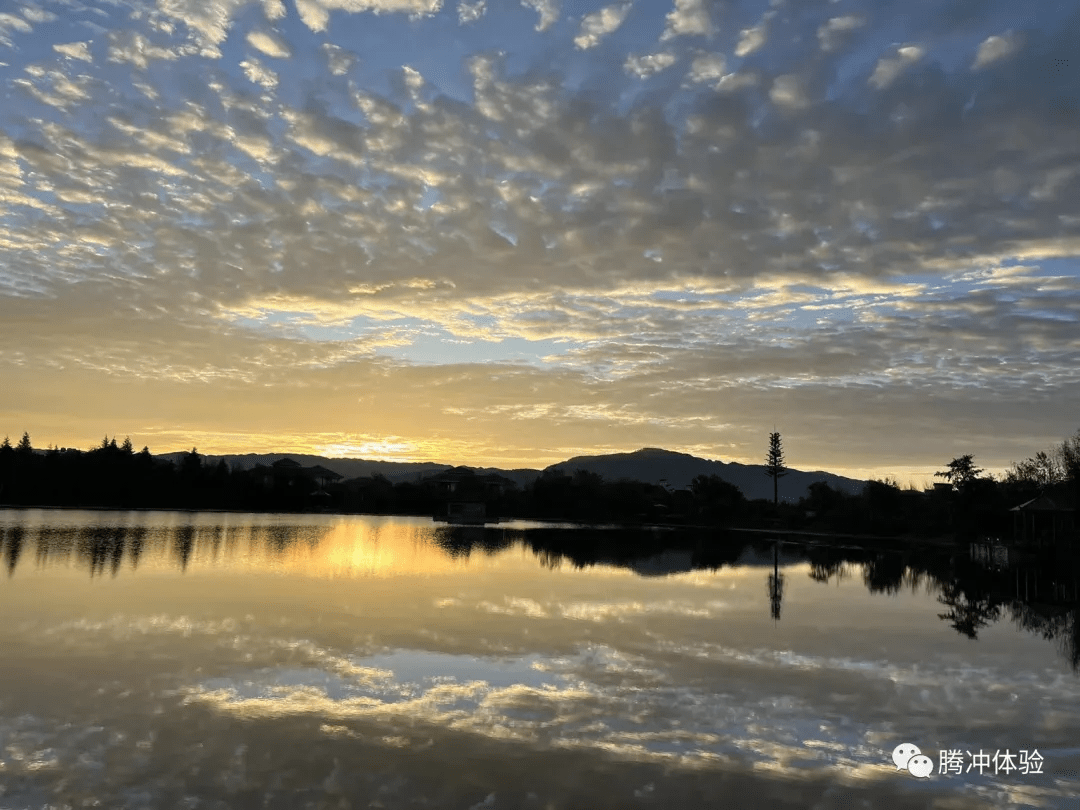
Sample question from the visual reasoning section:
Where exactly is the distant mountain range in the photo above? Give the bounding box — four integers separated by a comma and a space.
156, 452, 542, 490
158, 447, 866, 502
545, 448, 865, 502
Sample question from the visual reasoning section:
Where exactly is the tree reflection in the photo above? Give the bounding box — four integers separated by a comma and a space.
513, 530, 1080, 671
1065, 608, 1080, 672
82, 527, 127, 578
936, 581, 1002, 639
863, 552, 906, 595
4, 525, 23, 576
110, 530, 125, 576
768, 574, 785, 620
806, 546, 850, 585
127, 526, 145, 571
434, 526, 509, 558
767, 542, 785, 622
174, 525, 195, 571
4, 514, 1080, 672
808, 560, 841, 583
1011, 601, 1080, 672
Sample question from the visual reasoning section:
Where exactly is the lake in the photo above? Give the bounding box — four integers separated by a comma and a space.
1, 509, 1078, 809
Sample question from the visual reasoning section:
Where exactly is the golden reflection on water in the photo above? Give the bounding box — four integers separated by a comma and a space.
253, 522, 510, 578
3, 509, 659, 580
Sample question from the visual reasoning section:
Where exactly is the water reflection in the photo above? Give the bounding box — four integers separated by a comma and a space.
768, 542, 785, 622
2, 511, 1078, 674
2, 510, 1079, 808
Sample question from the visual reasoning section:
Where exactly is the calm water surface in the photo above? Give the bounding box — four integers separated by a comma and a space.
1, 509, 1078, 809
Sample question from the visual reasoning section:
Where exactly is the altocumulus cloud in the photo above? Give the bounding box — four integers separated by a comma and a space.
0, 0, 1078, 477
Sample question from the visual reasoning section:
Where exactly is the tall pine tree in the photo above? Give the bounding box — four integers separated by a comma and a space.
764, 431, 788, 507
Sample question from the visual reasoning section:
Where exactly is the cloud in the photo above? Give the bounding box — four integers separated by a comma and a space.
321, 42, 357, 75
295, 0, 445, 32
239, 56, 278, 90
152, 0, 253, 58
521, 0, 559, 32
12, 65, 94, 110
294, 0, 332, 32
263, 0, 287, 19
20, 5, 57, 24
972, 30, 1022, 70
769, 74, 809, 110
52, 41, 93, 62
106, 30, 192, 70
1, 0, 1079, 478
735, 15, 771, 58
624, 51, 677, 78
660, 0, 711, 41
246, 29, 291, 59
686, 51, 724, 84
817, 15, 864, 52
0, 12, 33, 36
574, 3, 632, 50
868, 44, 923, 89
458, 0, 485, 24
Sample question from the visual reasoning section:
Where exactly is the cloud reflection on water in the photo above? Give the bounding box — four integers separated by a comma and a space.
1, 510, 1079, 807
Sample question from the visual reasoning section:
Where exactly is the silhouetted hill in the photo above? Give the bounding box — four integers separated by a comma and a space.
155, 452, 542, 489
155, 447, 864, 502
546, 447, 865, 502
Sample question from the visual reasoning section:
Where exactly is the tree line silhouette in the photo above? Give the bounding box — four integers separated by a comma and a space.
1, 428, 1077, 542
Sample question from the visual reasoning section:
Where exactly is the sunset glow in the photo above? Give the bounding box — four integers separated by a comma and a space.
1, 0, 1077, 479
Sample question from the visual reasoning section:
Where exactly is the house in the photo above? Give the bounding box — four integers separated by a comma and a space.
251, 458, 347, 510
422, 468, 517, 498
255, 458, 343, 488
422, 468, 516, 524
435, 501, 488, 525
257, 457, 303, 488
1010, 494, 1076, 545
306, 465, 344, 489
423, 467, 472, 494
340, 476, 381, 511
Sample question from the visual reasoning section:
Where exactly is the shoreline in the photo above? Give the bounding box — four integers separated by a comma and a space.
0, 503, 984, 547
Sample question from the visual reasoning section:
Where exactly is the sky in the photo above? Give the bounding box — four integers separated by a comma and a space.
0, 0, 1078, 483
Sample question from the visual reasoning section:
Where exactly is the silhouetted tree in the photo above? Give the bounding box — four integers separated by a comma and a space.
1005, 449, 1065, 496
179, 448, 203, 485
764, 431, 788, 508
864, 478, 906, 534
1056, 429, 1080, 509
211, 458, 230, 498
690, 474, 745, 524
15, 432, 32, 455
0, 437, 11, 492
121, 436, 134, 454
935, 454, 983, 491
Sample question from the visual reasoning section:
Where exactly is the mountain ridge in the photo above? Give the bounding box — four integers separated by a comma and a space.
544, 447, 864, 502
157, 447, 865, 502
